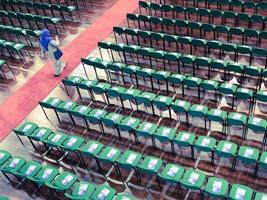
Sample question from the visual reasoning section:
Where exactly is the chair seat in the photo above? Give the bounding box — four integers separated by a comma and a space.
13, 161, 42, 179
255, 90, 267, 102
237, 146, 259, 164
235, 88, 253, 100
46, 172, 77, 191
136, 92, 156, 105
55, 101, 77, 113
40, 97, 63, 109
194, 136, 216, 152
1, 157, 26, 174
106, 86, 126, 98
188, 104, 208, 118
167, 74, 185, 85
134, 122, 158, 137
91, 82, 111, 95
136, 68, 155, 78
69, 105, 91, 118
215, 141, 237, 158
91, 184, 116, 200
153, 127, 176, 142
229, 184, 253, 200
60, 136, 84, 151
101, 113, 123, 127
200, 80, 219, 91
184, 76, 202, 87
63, 76, 84, 86
79, 140, 104, 158
152, 95, 173, 109
158, 163, 184, 183
116, 150, 142, 169
207, 109, 227, 123
85, 109, 107, 124
77, 80, 97, 90
30, 127, 53, 142
247, 117, 267, 132
204, 177, 229, 198
46, 132, 68, 147
180, 168, 205, 190
152, 70, 171, 80
65, 182, 95, 200
259, 152, 267, 168
13, 121, 38, 136
122, 65, 140, 74
96, 147, 121, 163
113, 194, 136, 200
0, 150, 11, 167
171, 100, 191, 113
117, 116, 141, 132
226, 112, 247, 126
138, 156, 163, 174
27, 166, 59, 185
121, 88, 141, 101
254, 192, 267, 200
218, 83, 237, 95
173, 132, 195, 147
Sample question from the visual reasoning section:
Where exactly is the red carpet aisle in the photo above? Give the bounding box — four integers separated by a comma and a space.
0, 0, 139, 141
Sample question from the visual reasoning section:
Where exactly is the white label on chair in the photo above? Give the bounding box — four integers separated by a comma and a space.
143, 123, 152, 131
147, 158, 158, 169
235, 188, 246, 200
212, 181, 222, 193
107, 149, 118, 159
86, 80, 93, 86
233, 113, 242, 120
127, 118, 136, 126
51, 99, 60, 106
241, 88, 249, 93
127, 90, 134, 95
78, 183, 88, 196
127, 153, 137, 164
113, 87, 120, 91
159, 71, 167, 75
98, 84, 105, 88
129, 65, 137, 70
111, 114, 120, 122
22, 124, 32, 132
201, 138, 211, 147
261, 194, 267, 200
222, 143, 232, 153
144, 69, 152, 73
97, 188, 110, 200
162, 128, 170, 137
190, 77, 199, 82
9, 158, 20, 168
167, 165, 179, 177
195, 105, 203, 111
121, 197, 130, 200
61, 175, 74, 185
94, 110, 104, 118
79, 106, 87, 113
253, 118, 261, 125
52, 134, 62, 143
178, 101, 186, 107
0, 152, 5, 160
207, 80, 214, 85
36, 129, 46, 138
88, 143, 98, 153
144, 94, 151, 99
244, 149, 254, 158
224, 83, 233, 88
188, 172, 199, 185
14, 44, 22, 48
73, 77, 80, 83
159, 96, 167, 102
264, 157, 267, 163
67, 138, 78, 147
181, 133, 190, 141
102, 61, 109, 66
263, 91, 267, 96
174, 74, 183, 79
213, 109, 222, 116
26, 165, 36, 175
42, 168, 53, 179
64, 102, 73, 109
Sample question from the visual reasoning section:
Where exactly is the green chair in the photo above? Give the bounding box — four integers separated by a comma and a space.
152, 95, 173, 118
167, 73, 185, 96
170, 100, 190, 123
193, 136, 216, 163
215, 140, 237, 170
117, 116, 141, 139
91, 184, 116, 200
173, 131, 195, 158
257, 152, 267, 176
151, 70, 170, 92
28, 127, 53, 150
209, 60, 227, 79
200, 80, 219, 103
207, 109, 227, 133
235, 88, 253, 113
65, 181, 95, 200
39, 97, 63, 121
229, 184, 253, 200
1, 156, 26, 182
13, 160, 42, 181
68, 105, 92, 128
254, 192, 267, 200
203, 177, 229, 199
218, 82, 237, 109
136, 91, 156, 115
120, 88, 141, 110
54, 100, 77, 124
183, 76, 202, 101
62, 76, 84, 97
153, 127, 176, 151
12, 121, 38, 146
101, 113, 124, 139
188, 104, 208, 130
134, 122, 158, 144
226, 112, 248, 140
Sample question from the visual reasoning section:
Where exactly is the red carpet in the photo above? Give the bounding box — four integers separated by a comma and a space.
0, 0, 139, 141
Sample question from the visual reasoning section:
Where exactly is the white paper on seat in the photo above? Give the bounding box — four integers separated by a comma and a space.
144, 94, 151, 99
244, 149, 254, 158
265, 157, 267, 163
73, 77, 80, 83
143, 123, 152, 131
126, 153, 137, 164
181, 133, 190, 141
86, 80, 93, 86
188, 172, 199, 185
191, 77, 199, 82
51, 98, 59, 106
159, 71, 167, 75
78, 183, 88, 196
127, 118, 136, 126
111, 114, 119, 122
263, 91, 267, 96
233, 113, 242, 120
106, 149, 118, 159
52, 134, 62, 143
121, 197, 130, 200
213, 109, 222, 116
26, 165, 36, 175
162, 128, 170, 137
147, 158, 158, 169
195, 105, 203, 111
127, 90, 134, 95
207, 80, 214, 84
79, 106, 87, 113
94, 110, 103, 118
201, 138, 211, 147
42, 168, 53, 179
174, 74, 183, 79
241, 88, 249, 93
61, 175, 74, 185
9, 158, 20, 168
167, 165, 179, 177
178, 101, 186, 107
97, 188, 110, 200
36, 129, 46, 138
253, 118, 261, 125
98, 84, 105, 88
129, 65, 137, 70
261, 194, 267, 200
159, 96, 167, 102
66, 138, 78, 147
212, 181, 222, 193
222, 143, 232, 152
64, 102, 73, 109
0, 152, 5, 160
88, 143, 99, 153
224, 83, 232, 88
144, 68, 152, 73
235, 188, 246, 200
22, 124, 32, 132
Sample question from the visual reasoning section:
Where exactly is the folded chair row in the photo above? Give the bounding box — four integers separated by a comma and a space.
81, 57, 267, 115
0, 0, 78, 21
0, 149, 126, 200
113, 26, 265, 64
126, 13, 267, 47
139, 1, 267, 31
12, 121, 267, 199
0, 10, 63, 34
97, 41, 267, 90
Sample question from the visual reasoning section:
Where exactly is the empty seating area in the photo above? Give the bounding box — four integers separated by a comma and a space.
0, 0, 267, 199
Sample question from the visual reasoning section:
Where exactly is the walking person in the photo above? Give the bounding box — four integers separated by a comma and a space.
39, 29, 66, 76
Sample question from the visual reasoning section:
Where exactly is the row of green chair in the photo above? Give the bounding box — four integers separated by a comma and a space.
126, 13, 267, 47
113, 26, 266, 66
0, 59, 15, 79
139, 1, 267, 30
0, 24, 42, 47
12, 121, 267, 199
0, 0, 78, 21
0, 38, 28, 61
80, 57, 261, 114
97, 41, 267, 89
0, 149, 125, 200
0, 10, 63, 34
